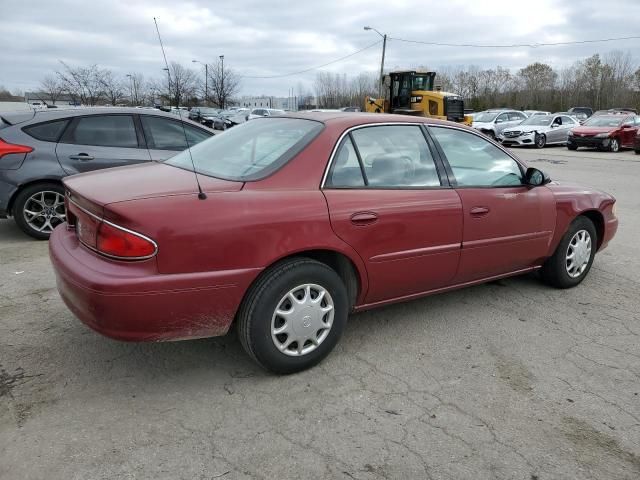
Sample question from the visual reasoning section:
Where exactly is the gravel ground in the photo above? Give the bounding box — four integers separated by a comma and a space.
1, 146, 639, 480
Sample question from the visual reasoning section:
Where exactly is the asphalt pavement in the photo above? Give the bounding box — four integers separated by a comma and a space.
1, 146, 639, 479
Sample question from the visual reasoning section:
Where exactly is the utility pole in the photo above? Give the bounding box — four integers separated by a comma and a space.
220, 55, 225, 109
364, 26, 387, 100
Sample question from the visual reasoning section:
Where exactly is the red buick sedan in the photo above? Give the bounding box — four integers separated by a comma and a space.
49, 113, 618, 373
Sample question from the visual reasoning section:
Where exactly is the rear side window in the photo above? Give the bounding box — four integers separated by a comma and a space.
326, 137, 365, 187
140, 116, 211, 151
23, 119, 69, 142
65, 115, 138, 148
166, 118, 323, 181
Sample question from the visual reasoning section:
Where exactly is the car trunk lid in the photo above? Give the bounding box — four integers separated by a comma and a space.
63, 161, 243, 207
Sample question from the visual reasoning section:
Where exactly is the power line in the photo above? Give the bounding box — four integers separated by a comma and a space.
239, 40, 382, 79
388, 35, 640, 49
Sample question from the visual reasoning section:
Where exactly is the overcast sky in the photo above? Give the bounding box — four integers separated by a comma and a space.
2, 0, 640, 97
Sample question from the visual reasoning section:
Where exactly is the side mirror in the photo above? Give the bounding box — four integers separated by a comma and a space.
525, 167, 550, 186
495, 118, 503, 124
263, 113, 269, 117
621, 124, 632, 129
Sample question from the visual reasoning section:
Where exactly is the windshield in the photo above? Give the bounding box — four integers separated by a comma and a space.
199, 108, 219, 115
521, 115, 552, 126
583, 116, 623, 127
166, 118, 323, 181
413, 75, 434, 91
474, 112, 498, 122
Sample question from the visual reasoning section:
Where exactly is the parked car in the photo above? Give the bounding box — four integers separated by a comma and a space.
0, 107, 212, 239
567, 113, 640, 152
472, 109, 527, 139
340, 107, 361, 112
248, 108, 286, 120
49, 114, 618, 374
524, 110, 551, 117
568, 107, 593, 118
188, 107, 221, 124
498, 114, 580, 148
634, 130, 640, 154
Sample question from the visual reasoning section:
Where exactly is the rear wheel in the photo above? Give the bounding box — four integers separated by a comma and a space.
237, 258, 349, 374
609, 138, 620, 152
540, 216, 597, 289
635, 149, 640, 155
13, 183, 65, 240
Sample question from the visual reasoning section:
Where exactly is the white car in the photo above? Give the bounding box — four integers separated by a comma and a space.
248, 108, 285, 120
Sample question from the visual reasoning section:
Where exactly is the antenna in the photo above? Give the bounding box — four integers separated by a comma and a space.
153, 17, 207, 200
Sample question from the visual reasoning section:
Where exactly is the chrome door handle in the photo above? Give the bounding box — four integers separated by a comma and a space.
69, 154, 94, 161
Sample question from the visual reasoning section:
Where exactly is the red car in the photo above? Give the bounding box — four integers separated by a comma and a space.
49, 114, 618, 373
567, 113, 640, 152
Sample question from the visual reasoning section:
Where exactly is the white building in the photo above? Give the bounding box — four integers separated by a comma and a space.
239, 96, 298, 111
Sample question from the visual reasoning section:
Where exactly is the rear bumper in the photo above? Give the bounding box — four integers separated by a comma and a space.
49, 225, 261, 341
568, 136, 609, 148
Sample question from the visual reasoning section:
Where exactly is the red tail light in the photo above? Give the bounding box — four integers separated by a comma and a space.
0, 138, 33, 159
96, 222, 157, 259
67, 195, 157, 260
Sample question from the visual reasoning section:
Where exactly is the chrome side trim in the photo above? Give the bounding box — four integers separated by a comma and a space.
67, 195, 159, 261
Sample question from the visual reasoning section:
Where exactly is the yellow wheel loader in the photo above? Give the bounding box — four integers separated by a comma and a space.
365, 71, 472, 125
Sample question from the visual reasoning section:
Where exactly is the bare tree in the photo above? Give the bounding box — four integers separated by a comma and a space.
99, 70, 126, 106
207, 58, 240, 109
162, 62, 197, 107
126, 72, 146, 105
55, 61, 103, 106
39, 75, 64, 105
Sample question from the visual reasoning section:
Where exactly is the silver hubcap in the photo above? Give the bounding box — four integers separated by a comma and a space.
566, 229, 592, 278
271, 284, 334, 357
611, 140, 619, 152
23, 191, 66, 233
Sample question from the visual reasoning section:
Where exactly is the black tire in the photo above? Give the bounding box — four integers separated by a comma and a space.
535, 133, 546, 149
486, 130, 495, 140
13, 182, 65, 240
237, 258, 349, 374
609, 138, 620, 152
540, 216, 597, 289
567, 144, 578, 151
635, 149, 640, 155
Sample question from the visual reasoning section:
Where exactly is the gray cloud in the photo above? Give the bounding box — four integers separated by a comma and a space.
1, 0, 640, 96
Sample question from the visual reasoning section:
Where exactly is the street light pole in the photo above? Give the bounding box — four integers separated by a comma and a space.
192, 59, 208, 105
364, 26, 387, 100
219, 55, 225, 109
126, 74, 134, 105
163, 67, 171, 107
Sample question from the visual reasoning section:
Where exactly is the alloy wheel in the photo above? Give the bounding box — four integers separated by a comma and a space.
610, 139, 620, 152
23, 190, 66, 234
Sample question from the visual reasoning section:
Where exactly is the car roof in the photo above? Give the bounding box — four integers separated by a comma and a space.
282, 111, 464, 130
1, 107, 205, 127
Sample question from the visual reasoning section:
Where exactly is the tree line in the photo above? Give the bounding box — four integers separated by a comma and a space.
313, 50, 640, 112
35, 59, 240, 108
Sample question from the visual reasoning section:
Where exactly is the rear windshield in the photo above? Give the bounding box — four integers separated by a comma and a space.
165, 117, 323, 181
583, 116, 623, 127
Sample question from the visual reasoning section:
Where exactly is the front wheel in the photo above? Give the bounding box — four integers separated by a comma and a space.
485, 130, 495, 140
540, 216, 597, 289
567, 144, 578, 151
237, 258, 349, 374
535, 133, 547, 149
13, 183, 66, 240
609, 138, 620, 152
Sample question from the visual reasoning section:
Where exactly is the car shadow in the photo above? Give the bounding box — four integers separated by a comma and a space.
52, 272, 546, 386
